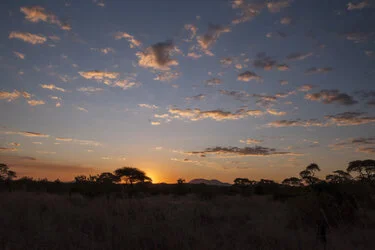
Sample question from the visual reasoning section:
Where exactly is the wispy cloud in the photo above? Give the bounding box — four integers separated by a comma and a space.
325, 112, 375, 126
0, 147, 18, 152
347, 1, 371, 10
305, 67, 333, 74
206, 78, 222, 86
239, 138, 263, 144
77, 87, 104, 93
187, 145, 295, 157
138, 104, 158, 109
40, 84, 66, 92
20, 6, 71, 30
13, 51, 25, 59
55, 137, 101, 146
168, 107, 263, 121
9, 31, 47, 45
77, 107, 88, 112
267, 0, 293, 13
27, 100, 45, 106
3, 131, 50, 138
90, 47, 115, 54
114, 32, 142, 48
287, 52, 313, 61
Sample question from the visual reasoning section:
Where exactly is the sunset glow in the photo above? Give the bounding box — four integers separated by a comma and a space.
1, 0, 374, 183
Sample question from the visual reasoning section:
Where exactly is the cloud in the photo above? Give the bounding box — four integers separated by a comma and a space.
268, 119, 326, 128
298, 84, 314, 92
168, 107, 263, 121
280, 16, 292, 25
231, 0, 265, 24
277, 64, 290, 71
3, 131, 50, 138
136, 41, 179, 70
220, 57, 233, 66
55, 137, 101, 146
355, 90, 375, 106
266, 31, 287, 39
347, 1, 371, 10
90, 47, 115, 54
197, 24, 231, 55
77, 107, 88, 112
113, 79, 141, 90
253, 53, 278, 70
138, 104, 158, 109
184, 24, 198, 40
186, 94, 206, 101
206, 78, 222, 85
20, 6, 71, 30
239, 138, 263, 144
27, 100, 45, 106
13, 51, 25, 59
187, 52, 202, 59
0, 147, 18, 152
357, 147, 375, 154
153, 71, 180, 82
9, 31, 47, 44
287, 52, 313, 61
305, 89, 357, 105
220, 90, 250, 101
171, 158, 200, 164
325, 112, 375, 126
0, 90, 22, 101
187, 146, 294, 157
78, 70, 119, 83
343, 32, 373, 43
77, 87, 103, 93
40, 84, 66, 92
151, 121, 161, 126
237, 71, 262, 82
267, 0, 293, 13
267, 109, 286, 116
305, 67, 333, 74
331, 137, 375, 154
280, 80, 288, 85
114, 32, 141, 48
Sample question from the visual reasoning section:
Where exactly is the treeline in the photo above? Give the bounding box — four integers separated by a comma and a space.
0, 160, 374, 199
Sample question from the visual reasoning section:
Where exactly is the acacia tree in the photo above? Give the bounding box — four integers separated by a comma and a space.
97, 172, 120, 184
177, 178, 186, 184
326, 170, 352, 184
0, 163, 17, 181
347, 160, 375, 181
114, 167, 152, 185
299, 163, 321, 185
282, 177, 302, 186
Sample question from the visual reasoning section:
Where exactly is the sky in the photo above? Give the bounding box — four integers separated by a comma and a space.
0, 0, 374, 183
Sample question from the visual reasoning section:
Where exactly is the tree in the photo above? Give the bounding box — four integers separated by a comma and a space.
299, 163, 321, 185
114, 167, 152, 185
234, 178, 257, 186
347, 159, 375, 181
177, 178, 186, 184
0, 163, 17, 181
74, 175, 87, 183
282, 177, 302, 186
325, 170, 352, 184
97, 172, 120, 184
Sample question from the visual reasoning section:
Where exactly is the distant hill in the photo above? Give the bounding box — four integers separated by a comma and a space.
188, 179, 231, 186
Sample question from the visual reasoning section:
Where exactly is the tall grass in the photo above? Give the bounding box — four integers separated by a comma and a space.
0, 192, 374, 250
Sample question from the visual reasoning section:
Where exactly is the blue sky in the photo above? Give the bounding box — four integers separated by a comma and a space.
1, 0, 374, 182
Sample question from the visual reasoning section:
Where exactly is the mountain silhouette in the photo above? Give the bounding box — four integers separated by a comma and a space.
188, 178, 231, 186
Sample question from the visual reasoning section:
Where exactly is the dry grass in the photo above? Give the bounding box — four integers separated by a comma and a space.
0, 192, 374, 250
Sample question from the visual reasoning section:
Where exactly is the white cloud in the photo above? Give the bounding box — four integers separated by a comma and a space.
13, 51, 25, 59
137, 41, 179, 71
114, 32, 142, 48
40, 84, 66, 92
20, 6, 71, 30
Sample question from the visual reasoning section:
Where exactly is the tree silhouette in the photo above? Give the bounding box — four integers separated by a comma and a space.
74, 175, 88, 183
0, 163, 17, 181
177, 178, 186, 184
114, 167, 152, 185
97, 172, 120, 184
347, 159, 375, 181
326, 170, 352, 184
233, 178, 256, 186
282, 177, 302, 186
299, 163, 321, 185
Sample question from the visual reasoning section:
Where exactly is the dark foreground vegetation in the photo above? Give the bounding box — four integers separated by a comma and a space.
1, 160, 375, 250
